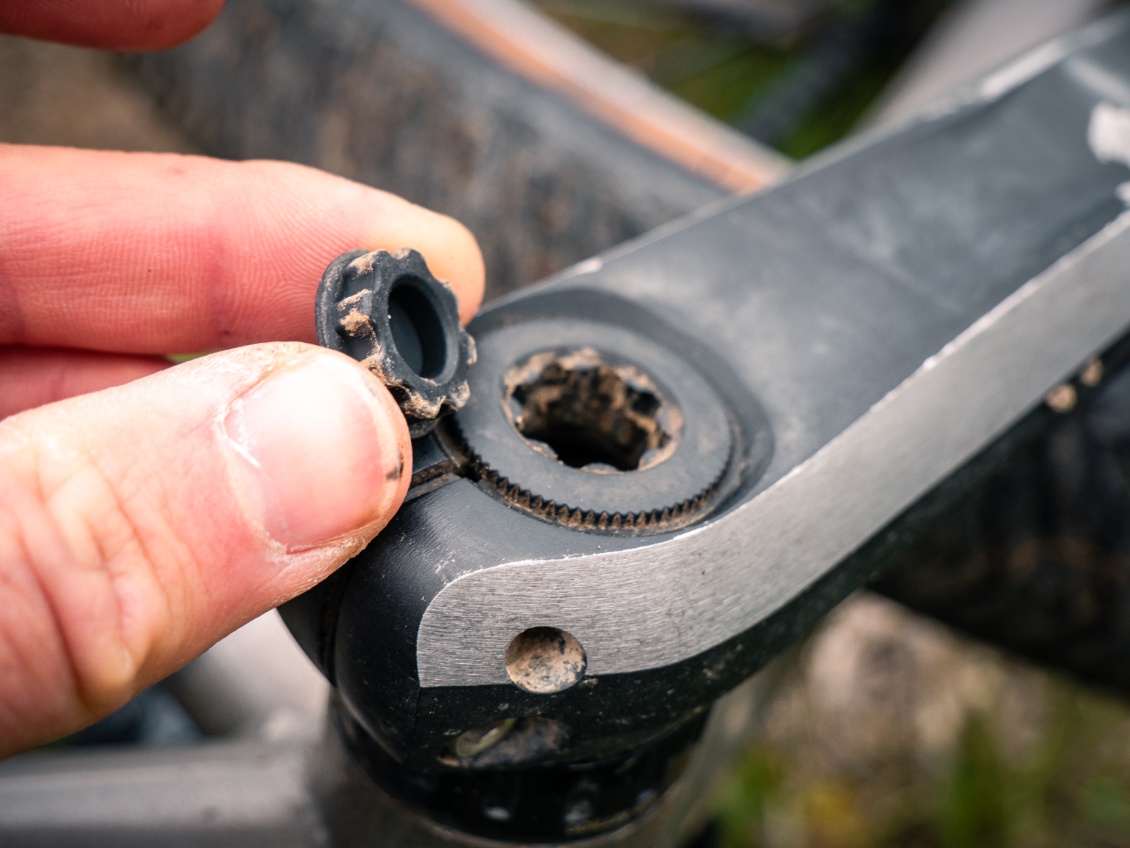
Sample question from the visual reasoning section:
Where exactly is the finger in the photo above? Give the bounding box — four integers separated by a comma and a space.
0, 0, 225, 50
0, 343, 410, 755
0, 146, 486, 352
0, 347, 170, 420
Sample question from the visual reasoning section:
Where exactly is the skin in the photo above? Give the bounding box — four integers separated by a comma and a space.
0, 1, 485, 756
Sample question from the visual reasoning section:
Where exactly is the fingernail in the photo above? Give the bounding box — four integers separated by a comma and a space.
223, 355, 408, 549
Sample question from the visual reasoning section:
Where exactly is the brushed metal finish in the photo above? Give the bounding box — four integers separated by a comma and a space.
417, 212, 1130, 687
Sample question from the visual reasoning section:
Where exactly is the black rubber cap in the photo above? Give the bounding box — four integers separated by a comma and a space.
315, 248, 476, 436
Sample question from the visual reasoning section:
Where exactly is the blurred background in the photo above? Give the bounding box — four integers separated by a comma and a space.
4, 1, 1130, 845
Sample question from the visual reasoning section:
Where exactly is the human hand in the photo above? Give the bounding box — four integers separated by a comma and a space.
0, 0, 485, 756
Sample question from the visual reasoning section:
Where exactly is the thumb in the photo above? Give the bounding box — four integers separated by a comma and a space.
0, 343, 410, 755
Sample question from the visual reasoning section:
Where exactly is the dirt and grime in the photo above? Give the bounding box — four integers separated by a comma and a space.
504, 348, 680, 472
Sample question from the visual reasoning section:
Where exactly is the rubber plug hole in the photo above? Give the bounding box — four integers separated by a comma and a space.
389, 280, 447, 380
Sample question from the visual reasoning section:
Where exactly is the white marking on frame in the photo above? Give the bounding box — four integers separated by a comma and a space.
1089, 103, 1130, 168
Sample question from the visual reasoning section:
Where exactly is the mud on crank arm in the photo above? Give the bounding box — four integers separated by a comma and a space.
273, 13, 1130, 844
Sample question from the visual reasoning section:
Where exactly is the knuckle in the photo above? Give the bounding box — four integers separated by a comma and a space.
0, 416, 174, 719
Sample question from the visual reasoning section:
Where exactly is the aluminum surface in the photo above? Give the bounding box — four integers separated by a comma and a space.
410, 17, 1130, 689
417, 213, 1130, 687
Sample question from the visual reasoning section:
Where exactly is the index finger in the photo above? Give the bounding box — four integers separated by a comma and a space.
0, 146, 485, 353
0, 0, 225, 50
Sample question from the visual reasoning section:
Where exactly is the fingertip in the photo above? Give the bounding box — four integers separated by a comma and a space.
345, 191, 485, 325
222, 348, 412, 554
0, 343, 414, 751
432, 218, 486, 325
242, 158, 486, 327
1, 150, 483, 353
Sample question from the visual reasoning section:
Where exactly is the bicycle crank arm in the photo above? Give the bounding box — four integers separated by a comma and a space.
282, 12, 1130, 842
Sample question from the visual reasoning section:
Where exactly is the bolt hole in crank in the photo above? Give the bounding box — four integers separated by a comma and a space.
507, 350, 674, 472
505, 626, 588, 694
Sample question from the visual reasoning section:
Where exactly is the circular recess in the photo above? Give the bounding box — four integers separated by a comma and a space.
388, 279, 449, 380
506, 627, 587, 693
510, 348, 674, 472
453, 319, 733, 532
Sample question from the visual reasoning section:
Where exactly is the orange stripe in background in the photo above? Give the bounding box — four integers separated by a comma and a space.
407, 0, 790, 194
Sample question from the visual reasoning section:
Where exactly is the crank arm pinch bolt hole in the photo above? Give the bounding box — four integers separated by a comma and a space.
315, 248, 477, 437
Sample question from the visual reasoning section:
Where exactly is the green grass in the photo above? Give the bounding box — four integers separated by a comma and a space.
528, 0, 938, 158
709, 679, 1130, 848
